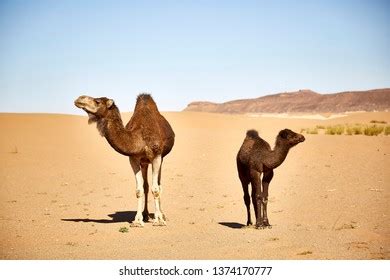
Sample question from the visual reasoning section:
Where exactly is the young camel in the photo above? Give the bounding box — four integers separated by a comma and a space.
74, 94, 175, 227
236, 129, 305, 228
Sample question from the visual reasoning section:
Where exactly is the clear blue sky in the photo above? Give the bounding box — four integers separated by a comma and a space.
0, 0, 389, 113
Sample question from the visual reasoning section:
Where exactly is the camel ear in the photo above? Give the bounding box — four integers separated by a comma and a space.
107, 99, 114, 108
279, 129, 288, 139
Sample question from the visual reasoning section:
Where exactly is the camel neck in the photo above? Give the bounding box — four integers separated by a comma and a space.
264, 140, 290, 169
99, 108, 139, 156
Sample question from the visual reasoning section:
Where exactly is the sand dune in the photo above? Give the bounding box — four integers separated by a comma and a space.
0, 111, 389, 259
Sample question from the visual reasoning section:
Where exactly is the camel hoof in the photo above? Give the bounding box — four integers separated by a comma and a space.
255, 224, 266, 229
142, 213, 150, 222
152, 220, 167, 226
131, 215, 145, 227
130, 221, 144, 228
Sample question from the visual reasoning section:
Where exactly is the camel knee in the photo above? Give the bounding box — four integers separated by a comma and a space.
152, 185, 161, 198
257, 195, 267, 204
136, 189, 144, 198
255, 194, 268, 206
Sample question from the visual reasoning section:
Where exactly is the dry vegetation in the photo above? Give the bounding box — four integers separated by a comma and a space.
302, 121, 390, 136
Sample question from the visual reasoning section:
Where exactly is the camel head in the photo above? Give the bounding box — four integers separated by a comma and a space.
277, 129, 305, 147
74, 95, 115, 124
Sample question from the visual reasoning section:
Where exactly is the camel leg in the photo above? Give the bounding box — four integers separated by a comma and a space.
250, 169, 264, 229
129, 157, 145, 227
237, 160, 251, 226
141, 163, 150, 222
251, 185, 258, 223
151, 155, 166, 226
241, 180, 252, 226
157, 157, 167, 221
262, 170, 273, 228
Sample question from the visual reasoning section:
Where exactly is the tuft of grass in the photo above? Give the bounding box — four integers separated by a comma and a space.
302, 123, 390, 136
119, 227, 129, 233
325, 125, 344, 135
352, 125, 363, 135
370, 120, 387, 124
10, 146, 18, 154
364, 125, 384, 136
346, 124, 363, 135
385, 126, 390, 136
297, 250, 313, 256
306, 127, 318, 134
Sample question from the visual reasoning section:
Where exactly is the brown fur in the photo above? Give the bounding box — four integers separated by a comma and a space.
74, 94, 175, 221
75, 94, 174, 159
236, 128, 304, 228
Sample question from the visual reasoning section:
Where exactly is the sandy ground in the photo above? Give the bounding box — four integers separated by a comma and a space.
0, 111, 389, 259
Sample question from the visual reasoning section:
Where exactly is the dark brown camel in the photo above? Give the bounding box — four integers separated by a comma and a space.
236, 129, 305, 228
74, 94, 175, 227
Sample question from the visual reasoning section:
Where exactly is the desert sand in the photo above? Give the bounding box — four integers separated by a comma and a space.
0, 111, 389, 259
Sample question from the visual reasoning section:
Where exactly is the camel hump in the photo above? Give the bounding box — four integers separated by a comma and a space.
135, 93, 159, 111
246, 129, 259, 138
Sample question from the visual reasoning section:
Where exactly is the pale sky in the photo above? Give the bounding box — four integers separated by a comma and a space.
0, 0, 389, 113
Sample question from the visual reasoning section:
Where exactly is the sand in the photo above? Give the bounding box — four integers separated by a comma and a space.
0, 111, 389, 259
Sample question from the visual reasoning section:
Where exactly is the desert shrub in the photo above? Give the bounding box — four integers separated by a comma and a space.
326, 125, 344, 135
346, 124, 363, 135
302, 123, 390, 136
316, 125, 326, 129
364, 125, 384, 136
325, 126, 335, 135
119, 227, 129, 233
306, 127, 318, 134
385, 126, 390, 136
353, 125, 363, 135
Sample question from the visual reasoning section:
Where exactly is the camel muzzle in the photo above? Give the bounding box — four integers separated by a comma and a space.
74, 96, 97, 113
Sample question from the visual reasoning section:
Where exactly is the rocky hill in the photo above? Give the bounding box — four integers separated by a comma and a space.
183, 88, 390, 113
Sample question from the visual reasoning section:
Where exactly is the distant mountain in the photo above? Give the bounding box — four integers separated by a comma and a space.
183, 89, 390, 113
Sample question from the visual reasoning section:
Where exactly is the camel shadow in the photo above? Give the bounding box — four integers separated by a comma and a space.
219, 222, 246, 229
62, 211, 137, 224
